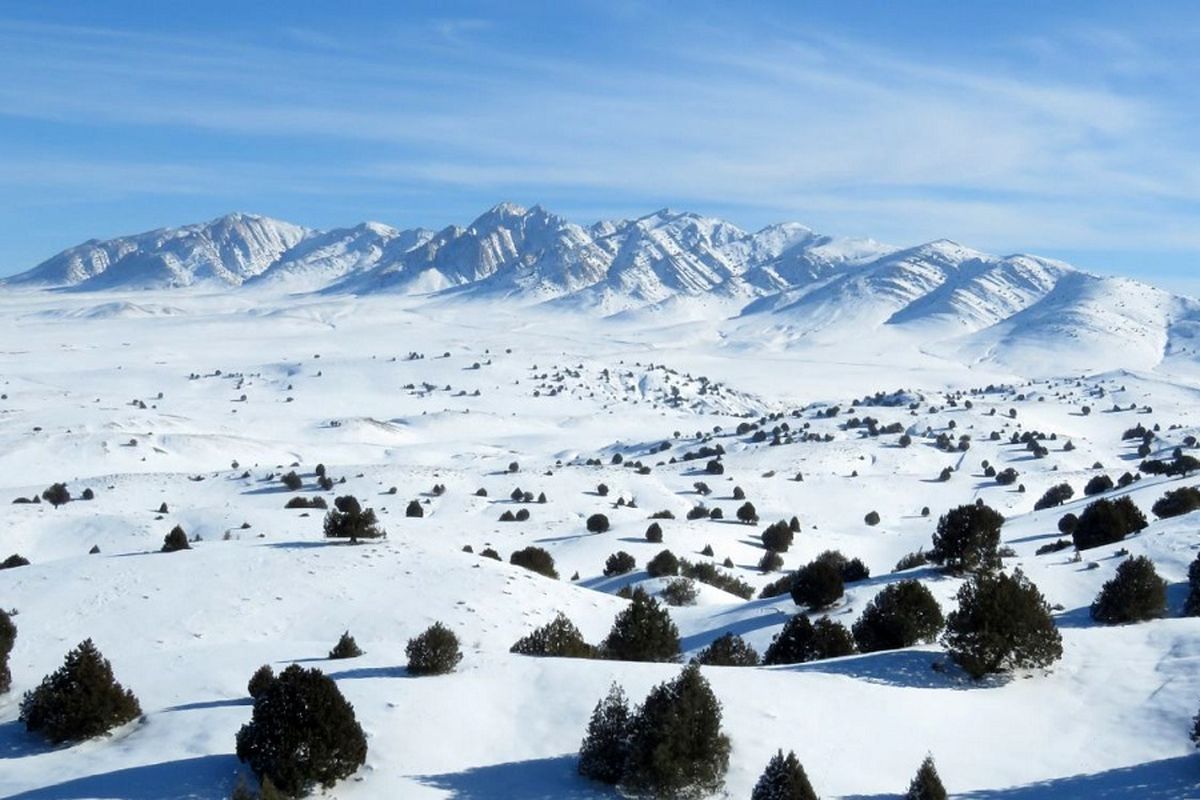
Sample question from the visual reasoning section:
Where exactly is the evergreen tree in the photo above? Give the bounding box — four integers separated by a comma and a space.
247, 665, 275, 699
601, 588, 680, 662
578, 683, 631, 784
930, 503, 1003, 572
905, 755, 947, 800
943, 569, 1063, 679
1072, 496, 1147, 550
323, 495, 385, 543
1184, 553, 1200, 617
20, 639, 142, 743
646, 549, 680, 578
511, 612, 595, 658
1151, 486, 1200, 519
694, 632, 760, 666
852, 580, 944, 653
41, 482, 70, 508
405, 499, 424, 518
604, 551, 637, 577
406, 622, 462, 675
161, 524, 190, 552
751, 749, 818, 800
645, 522, 664, 543
1090, 556, 1167, 624
235, 664, 367, 796
790, 559, 844, 610
620, 664, 730, 799
510, 546, 558, 579
0, 608, 14, 694
328, 631, 364, 659
587, 513, 611, 533
761, 520, 795, 553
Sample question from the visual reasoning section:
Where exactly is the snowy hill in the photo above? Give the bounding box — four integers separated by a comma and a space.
2, 289, 1200, 798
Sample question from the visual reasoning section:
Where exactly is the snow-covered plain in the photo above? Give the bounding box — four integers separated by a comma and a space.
2, 284, 1200, 799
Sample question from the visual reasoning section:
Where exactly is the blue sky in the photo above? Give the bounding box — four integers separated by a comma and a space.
1, 1, 1199, 291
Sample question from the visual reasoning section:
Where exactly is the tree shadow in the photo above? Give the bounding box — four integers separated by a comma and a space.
326, 665, 408, 681
162, 698, 252, 713
949, 755, 1196, 799
5, 754, 240, 799
0, 719, 55, 761
788, 648, 989, 690
413, 754, 613, 799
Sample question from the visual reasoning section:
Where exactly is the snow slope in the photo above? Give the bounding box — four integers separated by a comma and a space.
2, 289, 1200, 798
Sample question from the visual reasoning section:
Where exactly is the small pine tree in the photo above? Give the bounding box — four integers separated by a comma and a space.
41, 482, 70, 508
1184, 553, 1200, 617
943, 569, 1063, 679
790, 559, 844, 609
20, 639, 142, 743
406, 622, 462, 675
510, 546, 558, 579
602, 588, 680, 662
162, 525, 190, 552
761, 520, 795, 553
694, 632, 759, 666
646, 549, 680, 578
323, 496, 385, 543
930, 503, 1003, 572
578, 683, 631, 784
905, 755, 947, 800
620, 663, 730, 799
1072, 496, 1147, 551
0, 608, 15, 694
405, 499, 424, 518
247, 665, 275, 699
751, 749, 818, 800
235, 664, 367, 795
604, 551, 637, 576
852, 580, 945, 653
328, 631, 364, 659
645, 522, 664, 543
737, 502, 758, 524
1090, 556, 1167, 624
511, 612, 595, 658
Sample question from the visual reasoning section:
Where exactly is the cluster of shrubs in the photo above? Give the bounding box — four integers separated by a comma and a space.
511, 590, 681, 663
323, 496, 385, 543
578, 665, 729, 798
751, 751, 946, 800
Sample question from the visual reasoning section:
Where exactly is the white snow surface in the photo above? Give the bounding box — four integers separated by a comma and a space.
1, 283, 1200, 798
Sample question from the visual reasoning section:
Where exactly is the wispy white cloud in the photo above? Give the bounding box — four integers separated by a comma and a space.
0, 10, 1197, 272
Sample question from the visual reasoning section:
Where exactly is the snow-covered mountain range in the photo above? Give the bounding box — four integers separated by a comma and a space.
6, 203, 1199, 373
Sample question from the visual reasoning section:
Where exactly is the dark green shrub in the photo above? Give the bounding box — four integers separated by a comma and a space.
1072, 496, 1147, 550
20, 639, 141, 743
323, 496, 385, 543
604, 551, 636, 576
235, 664, 367, 795
510, 546, 558, 579
852, 580, 944, 653
751, 749, 818, 800
405, 499, 424, 518
406, 622, 462, 675
601, 588, 680, 662
1185, 554, 1200, 616
328, 631, 363, 659
511, 612, 595, 658
1, 553, 29, 569
162, 525, 190, 552
645, 522, 664, 543
864, 510, 881, 526
761, 520, 794, 553
0, 608, 14, 694
587, 513, 611, 533
285, 496, 327, 509
930, 503, 1003, 572
763, 615, 854, 665
1151, 487, 1200, 519
790, 559, 844, 609
41, 482, 70, 507
1033, 483, 1074, 511
578, 683, 631, 784
759, 551, 784, 572
247, 665, 275, 699
1091, 556, 1167, 623
694, 632, 759, 666
737, 502, 758, 523
894, 549, 929, 572
943, 569, 1062, 679
647, 549, 680, 578
280, 471, 302, 491
1084, 474, 1114, 496
679, 560, 754, 599
906, 755, 947, 800
662, 578, 699, 607
620, 664, 730, 798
